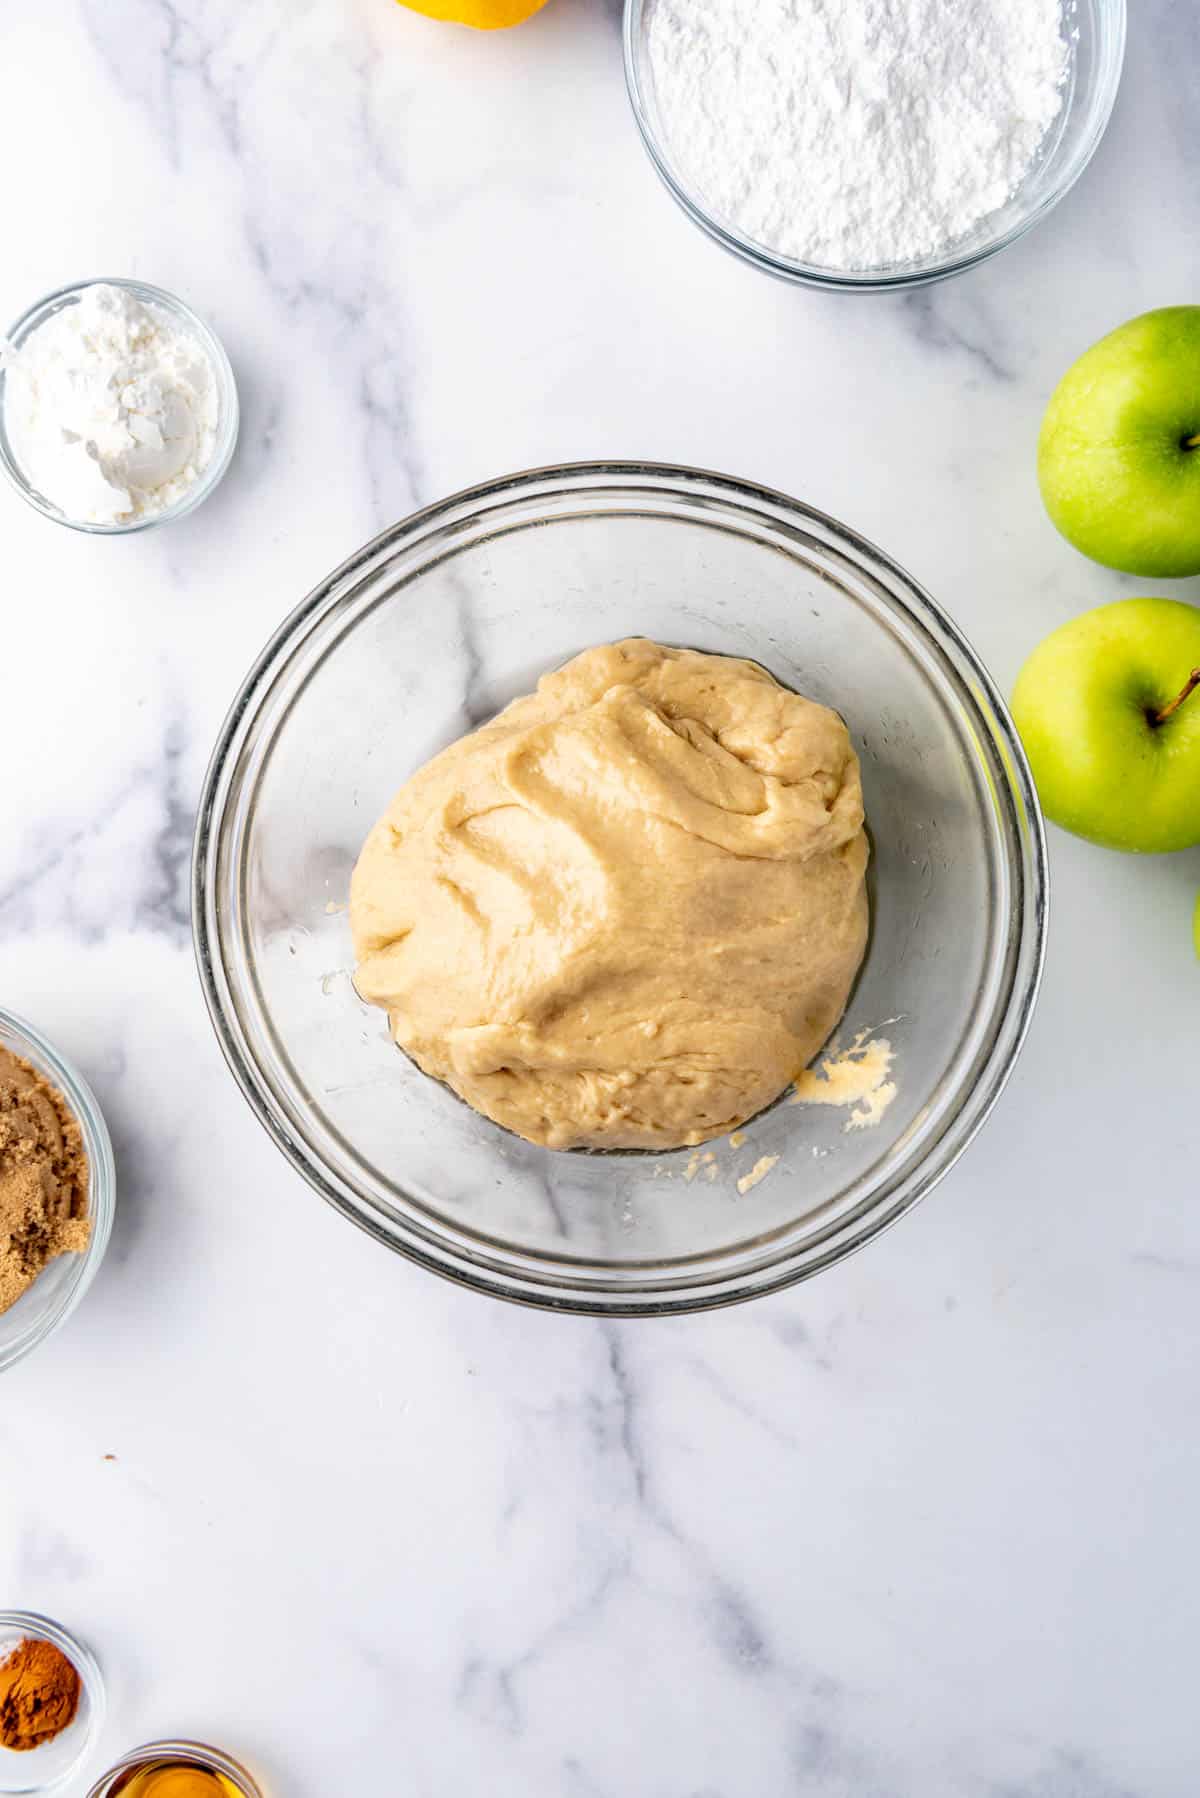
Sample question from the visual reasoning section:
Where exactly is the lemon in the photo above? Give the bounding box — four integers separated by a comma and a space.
396, 0, 549, 26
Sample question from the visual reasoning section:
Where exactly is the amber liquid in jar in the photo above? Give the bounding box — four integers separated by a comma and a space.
108, 1764, 245, 1797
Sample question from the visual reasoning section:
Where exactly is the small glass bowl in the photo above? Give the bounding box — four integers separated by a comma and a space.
194, 461, 1048, 1315
624, 0, 1127, 290
0, 1010, 115, 1373
0, 1612, 105, 1794
0, 278, 239, 533
86, 1741, 262, 1797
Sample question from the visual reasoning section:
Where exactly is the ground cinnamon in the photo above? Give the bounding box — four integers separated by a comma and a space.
0, 1635, 82, 1751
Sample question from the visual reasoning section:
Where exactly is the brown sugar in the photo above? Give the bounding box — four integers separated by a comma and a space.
0, 1635, 82, 1752
0, 1044, 90, 1317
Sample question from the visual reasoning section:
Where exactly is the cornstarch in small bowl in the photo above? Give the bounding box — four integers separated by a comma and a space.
0, 279, 238, 532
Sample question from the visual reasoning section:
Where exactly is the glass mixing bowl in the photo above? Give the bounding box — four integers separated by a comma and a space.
193, 464, 1047, 1315
624, 0, 1126, 290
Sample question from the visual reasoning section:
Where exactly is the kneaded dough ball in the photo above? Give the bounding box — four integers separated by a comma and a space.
351, 639, 869, 1151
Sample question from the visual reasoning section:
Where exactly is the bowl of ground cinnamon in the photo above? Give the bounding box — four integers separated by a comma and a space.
0, 1612, 104, 1792
0, 1010, 114, 1374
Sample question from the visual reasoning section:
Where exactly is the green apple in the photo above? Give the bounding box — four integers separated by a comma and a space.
1011, 597, 1200, 852
1038, 307, 1200, 578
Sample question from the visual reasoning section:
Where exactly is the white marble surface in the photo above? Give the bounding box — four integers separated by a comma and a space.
2, 2, 1199, 1793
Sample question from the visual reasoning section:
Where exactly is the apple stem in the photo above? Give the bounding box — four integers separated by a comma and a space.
1153, 669, 1200, 726
1184, 434, 1200, 451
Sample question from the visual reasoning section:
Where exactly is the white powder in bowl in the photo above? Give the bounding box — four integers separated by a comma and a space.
645, 0, 1070, 271
2, 283, 221, 526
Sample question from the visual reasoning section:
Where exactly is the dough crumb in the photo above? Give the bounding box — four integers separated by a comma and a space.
846, 1080, 898, 1132
684, 1148, 720, 1183
729, 1131, 746, 1148
737, 1154, 779, 1195
791, 1030, 897, 1132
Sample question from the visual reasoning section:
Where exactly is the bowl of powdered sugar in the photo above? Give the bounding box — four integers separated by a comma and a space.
626, 0, 1126, 289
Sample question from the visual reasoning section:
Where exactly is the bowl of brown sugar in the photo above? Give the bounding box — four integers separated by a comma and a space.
0, 1011, 114, 1373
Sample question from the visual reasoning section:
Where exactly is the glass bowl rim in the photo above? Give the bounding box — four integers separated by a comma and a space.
192, 459, 1049, 1316
85, 1739, 261, 1797
0, 276, 240, 535
622, 0, 1128, 292
0, 1610, 105, 1794
0, 1009, 116, 1372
